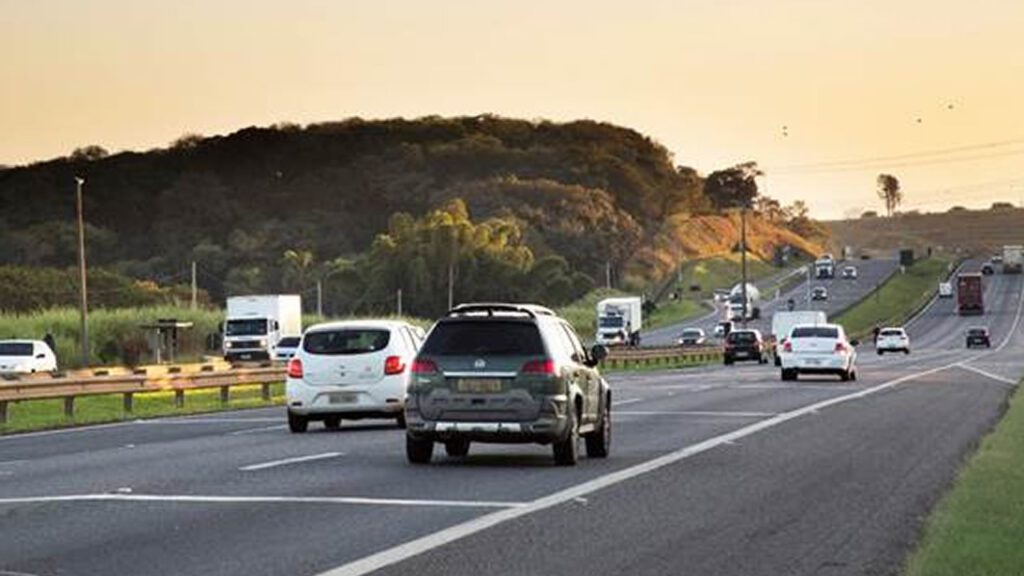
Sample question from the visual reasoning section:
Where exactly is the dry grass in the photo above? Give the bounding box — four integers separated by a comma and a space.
829, 208, 1024, 256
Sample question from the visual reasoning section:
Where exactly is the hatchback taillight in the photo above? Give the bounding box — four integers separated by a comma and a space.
287, 358, 303, 379
782, 341, 792, 353
834, 342, 848, 354
384, 355, 405, 375
521, 359, 556, 375
411, 359, 439, 374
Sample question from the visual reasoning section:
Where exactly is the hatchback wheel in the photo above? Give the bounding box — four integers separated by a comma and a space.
406, 435, 433, 464
287, 410, 309, 433
396, 412, 407, 429
585, 399, 611, 458
444, 438, 470, 458
553, 409, 580, 466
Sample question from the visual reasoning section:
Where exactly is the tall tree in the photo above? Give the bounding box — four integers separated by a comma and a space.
704, 162, 763, 210
876, 174, 902, 217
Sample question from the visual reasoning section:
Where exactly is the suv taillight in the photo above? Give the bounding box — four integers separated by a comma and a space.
411, 359, 438, 374
287, 358, 303, 379
521, 359, 556, 375
384, 355, 405, 375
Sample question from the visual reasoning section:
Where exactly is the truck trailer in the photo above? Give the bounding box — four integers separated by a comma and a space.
956, 274, 984, 316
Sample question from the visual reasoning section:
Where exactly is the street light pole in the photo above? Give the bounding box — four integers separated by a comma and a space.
740, 208, 748, 328
75, 176, 90, 366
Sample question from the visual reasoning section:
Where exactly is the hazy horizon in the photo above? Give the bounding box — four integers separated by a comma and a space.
3, 0, 1024, 218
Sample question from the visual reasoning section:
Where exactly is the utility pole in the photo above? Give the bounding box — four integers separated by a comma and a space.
606, 262, 612, 290
316, 280, 323, 318
447, 261, 454, 310
397, 288, 403, 317
75, 176, 89, 367
740, 208, 748, 328
190, 261, 197, 310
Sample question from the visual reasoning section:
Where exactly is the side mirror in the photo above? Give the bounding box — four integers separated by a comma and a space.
850, 339, 860, 347
589, 344, 609, 365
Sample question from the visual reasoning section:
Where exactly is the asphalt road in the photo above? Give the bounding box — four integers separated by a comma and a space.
0, 263, 1020, 576
644, 258, 901, 346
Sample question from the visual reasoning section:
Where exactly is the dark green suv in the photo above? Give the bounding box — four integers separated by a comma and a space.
405, 303, 611, 465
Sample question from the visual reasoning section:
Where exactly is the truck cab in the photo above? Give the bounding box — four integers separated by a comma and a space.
223, 295, 303, 361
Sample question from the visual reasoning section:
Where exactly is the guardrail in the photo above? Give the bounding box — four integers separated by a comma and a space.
0, 365, 287, 424
604, 345, 722, 370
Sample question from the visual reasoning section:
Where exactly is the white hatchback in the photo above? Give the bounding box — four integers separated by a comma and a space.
779, 324, 858, 381
285, 320, 423, 432
876, 327, 910, 355
0, 340, 57, 375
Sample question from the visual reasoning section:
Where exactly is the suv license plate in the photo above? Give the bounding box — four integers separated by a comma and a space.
457, 378, 503, 393
328, 392, 358, 404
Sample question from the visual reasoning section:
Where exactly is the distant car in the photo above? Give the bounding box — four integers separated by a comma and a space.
0, 340, 57, 375
285, 320, 425, 432
714, 321, 734, 338
966, 326, 991, 348
678, 328, 706, 347
724, 329, 767, 365
275, 336, 301, 361
938, 282, 954, 298
991, 254, 1004, 265
779, 324, 859, 382
841, 266, 858, 279
981, 263, 995, 275
876, 327, 910, 355
811, 286, 829, 301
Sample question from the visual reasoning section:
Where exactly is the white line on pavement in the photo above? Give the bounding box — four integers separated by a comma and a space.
0, 494, 525, 509
612, 398, 643, 406
955, 363, 1018, 386
145, 417, 283, 425
316, 358, 967, 576
617, 410, 776, 418
239, 452, 342, 471
229, 424, 289, 436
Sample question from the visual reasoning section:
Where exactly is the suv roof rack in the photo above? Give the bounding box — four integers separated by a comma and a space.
446, 303, 556, 318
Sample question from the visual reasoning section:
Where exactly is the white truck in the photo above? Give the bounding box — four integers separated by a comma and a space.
223, 295, 303, 361
595, 297, 643, 346
726, 283, 761, 321
769, 310, 828, 365
1002, 245, 1023, 274
814, 255, 836, 279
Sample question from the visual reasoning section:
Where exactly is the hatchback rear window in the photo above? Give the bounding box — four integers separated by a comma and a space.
880, 329, 904, 337
303, 329, 390, 355
968, 329, 988, 336
727, 331, 757, 343
0, 343, 33, 356
791, 327, 839, 338
420, 321, 544, 356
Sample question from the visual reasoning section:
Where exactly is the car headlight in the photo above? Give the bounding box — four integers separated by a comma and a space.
225, 341, 234, 349
258, 338, 268, 347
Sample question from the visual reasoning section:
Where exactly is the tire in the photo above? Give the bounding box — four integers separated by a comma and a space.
585, 398, 611, 458
877, 350, 884, 356
444, 438, 471, 458
840, 370, 851, 382
774, 356, 782, 367
850, 369, 858, 381
781, 368, 796, 381
724, 357, 734, 366
553, 408, 580, 466
406, 435, 433, 464
904, 349, 910, 355
323, 416, 341, 430
287, 410, 309, 433
396, 412, 407, 429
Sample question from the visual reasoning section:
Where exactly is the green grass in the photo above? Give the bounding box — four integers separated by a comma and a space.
646, 299, 708, 330
0, 383, 286, 434
672, 255, 780, 300
833, 257, 953, 338
557, 289, 708, 341
904, 384, 1024, 576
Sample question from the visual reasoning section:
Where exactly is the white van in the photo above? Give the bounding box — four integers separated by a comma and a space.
0, 340, 57, 374
285, 320, 423, 432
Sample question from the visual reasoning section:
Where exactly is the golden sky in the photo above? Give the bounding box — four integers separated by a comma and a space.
3, 0, 1024, 218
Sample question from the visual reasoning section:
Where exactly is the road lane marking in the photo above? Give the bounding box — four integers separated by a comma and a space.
145, 417, 283, 425
955, 363, 1018, 386
230, 424, 289, 436
316, 358, 966, 576
617, 410, 776, 418
0, 494, 525, 509
612, 398, 643, 406
239, 452, 342, 471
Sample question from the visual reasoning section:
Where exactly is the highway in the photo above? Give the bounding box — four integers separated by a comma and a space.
644, 258, 901, 346
1, 262, 1021, 576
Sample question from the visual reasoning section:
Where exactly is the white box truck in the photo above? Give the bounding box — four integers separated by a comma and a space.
769, 310, 827, 365
814, 257, 835, 279
595, 297, 643, 346
1002, 245, 1023, 274
223, 295, 302, 361
726, 283, 761, 321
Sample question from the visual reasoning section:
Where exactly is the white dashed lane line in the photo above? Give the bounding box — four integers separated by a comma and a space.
239, 452, 343, 471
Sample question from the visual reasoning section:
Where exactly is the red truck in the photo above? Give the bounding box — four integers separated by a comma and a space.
957, 273, 984, 315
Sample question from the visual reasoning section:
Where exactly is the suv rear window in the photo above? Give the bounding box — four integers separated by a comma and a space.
303, 329, 390, 355
0, 343, 33, 356
726, 331, 757, 343
420, 321, 544, 356
968, 328, 988, 336
792, 327, 839, 338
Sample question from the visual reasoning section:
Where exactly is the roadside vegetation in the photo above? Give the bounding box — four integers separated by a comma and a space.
904, 385, 1024, 576
833, 257, 953, 338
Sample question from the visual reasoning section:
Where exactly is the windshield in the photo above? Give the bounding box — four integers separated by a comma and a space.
303, 329, 390, 355
0, 343, 33, 356
420, 321, 544, 356
599, 316, 625, 328
277, 337, 300, 347
681, 330, 702, 338
880, 329, 905, 337
225, 319, 268, 336
792, 327, 839, 339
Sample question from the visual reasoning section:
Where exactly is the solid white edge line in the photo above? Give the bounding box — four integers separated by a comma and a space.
955, 363, 1018, 386
315, 359, 966, 576
239, 452, 342, 471
0, 494, 524, 509
229, 424, 289, 436
611, 398, 643, 406
617, 410, 776, 418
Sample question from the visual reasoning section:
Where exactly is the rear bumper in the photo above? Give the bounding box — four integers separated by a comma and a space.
405, 413, 570, 444
225, 351, 270, 361
286, 377, 407, 417
782, 355, 851, 372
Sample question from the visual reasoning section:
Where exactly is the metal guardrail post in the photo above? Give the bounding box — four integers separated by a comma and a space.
123, 393, 134, 414
64, 397, 75, 419
220, 386, 230, 406
0, 401, 7, 424
174, 390, 185, 409
261, 383, 272, 401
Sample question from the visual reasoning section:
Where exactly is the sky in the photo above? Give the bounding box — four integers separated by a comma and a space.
2, 0, 1024, 219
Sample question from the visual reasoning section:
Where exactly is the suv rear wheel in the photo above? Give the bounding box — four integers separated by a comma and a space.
553, 409, 580, 466
287, 410, 309, 433
324, 416, 341, 430
406, 435, 433, 464
585, 397, 611, 458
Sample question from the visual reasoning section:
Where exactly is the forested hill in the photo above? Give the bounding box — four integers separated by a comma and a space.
0, 116, 824, 315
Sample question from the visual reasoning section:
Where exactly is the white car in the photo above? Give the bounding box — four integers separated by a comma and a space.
285, 320, 423, 432
0, 340, 57, 375
274, 336, 301, 361
938, 282, 953, 298
841, 266, 858, 279
779, 323, 858, 381
876, 327, 910, 355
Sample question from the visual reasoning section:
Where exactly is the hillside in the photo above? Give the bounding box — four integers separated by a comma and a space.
828, 208, 1024, 256
0, 116, 825, 316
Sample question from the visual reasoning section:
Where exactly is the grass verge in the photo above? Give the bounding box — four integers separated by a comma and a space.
833, 257, 953, 338
0, 383, 285, 434
904, 384, 1024, 576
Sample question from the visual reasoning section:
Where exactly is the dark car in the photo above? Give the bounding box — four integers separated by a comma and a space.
811, 286, 829, 301
966, 327, 991, 348
981, 263, 995, 275
724, 329, 767, 365
404, 303, 611, 466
